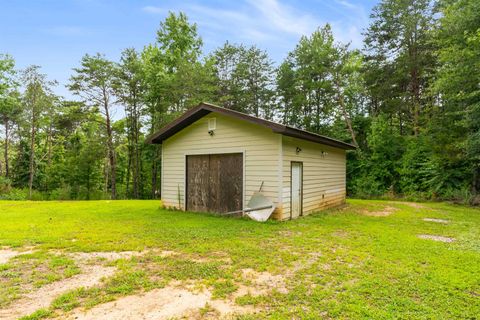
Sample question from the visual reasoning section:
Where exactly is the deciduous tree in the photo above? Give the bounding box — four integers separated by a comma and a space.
69, 54, 119, 199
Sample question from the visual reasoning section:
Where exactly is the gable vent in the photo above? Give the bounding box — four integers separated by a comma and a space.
208, 118, 216, 131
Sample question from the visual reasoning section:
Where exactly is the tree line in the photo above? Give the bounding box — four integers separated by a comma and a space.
0, 0, 478, 203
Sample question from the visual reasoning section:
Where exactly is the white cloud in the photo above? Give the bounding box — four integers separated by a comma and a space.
246, 0, 319, 36
189, 5, 250, 23
139, 0, 368, 56
335, 0, 357, 9
330, 23, 363, 49
142, 6, 165, 14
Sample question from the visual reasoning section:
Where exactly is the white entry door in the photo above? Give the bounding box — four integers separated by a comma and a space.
291, 162, 303, 218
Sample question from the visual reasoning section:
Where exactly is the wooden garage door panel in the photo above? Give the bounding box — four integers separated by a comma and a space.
186, 155, 210, 212
186, 153, 243, 213
211, 153, 243, 212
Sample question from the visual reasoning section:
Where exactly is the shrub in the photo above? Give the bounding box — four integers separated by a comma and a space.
48, 186, 72, 200
0, 187, 28, 200
0, 176, 12, 193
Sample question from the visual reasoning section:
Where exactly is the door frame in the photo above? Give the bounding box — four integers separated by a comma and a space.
185, 151, 245, 212
290, 161, 303, 219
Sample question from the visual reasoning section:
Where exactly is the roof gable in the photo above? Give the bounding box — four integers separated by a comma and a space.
146, 102, 356, 150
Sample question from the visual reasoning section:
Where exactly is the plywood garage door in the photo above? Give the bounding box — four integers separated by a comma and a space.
186, 153, 243, 213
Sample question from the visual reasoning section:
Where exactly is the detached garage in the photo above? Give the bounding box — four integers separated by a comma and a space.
147, 102, 355, 220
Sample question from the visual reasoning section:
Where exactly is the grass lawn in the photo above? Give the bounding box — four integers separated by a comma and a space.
0, 199, 479, 319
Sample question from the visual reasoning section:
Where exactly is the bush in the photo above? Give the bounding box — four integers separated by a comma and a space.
77, 187, 110, 200
351, 174, 387, 198
0, 176, 12, 193
29, 190, 46, 201
48, 186, 72, 200
0, 187, 28, 200
439, 187, 474, 205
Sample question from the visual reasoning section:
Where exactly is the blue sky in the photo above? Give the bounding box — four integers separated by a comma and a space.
0, 0, 375, 98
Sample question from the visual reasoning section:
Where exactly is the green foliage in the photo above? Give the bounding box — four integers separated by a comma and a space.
433, 0, 480, 195
69, 53, 119, 199
277, 24, 366, 148
212, 42, 276, 119
398, 136, 433, 194
0, 5, 479, 202
211, 279, 238, 299
278, 25, 337, 133
0, 54, 16, 96
350, 115, 404, 197
19, 309, 52, 320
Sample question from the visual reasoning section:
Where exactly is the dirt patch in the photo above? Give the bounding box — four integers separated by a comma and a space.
423, 218, 449, 224
418, 234, 455, 243
402, 202, 426, 209
277, 230, 303, 237
332, 230, 349, 238
68, 251, 143, 262
0, 248, 35, 264
361, 206, 398, 217
67, 285, 254, 320
389, 201, 427, 209
240, 268, 288, 295
157, 250, 179, 258
321, 263, 332, 271
65, 267, 284, 319
0, 263, 115, 320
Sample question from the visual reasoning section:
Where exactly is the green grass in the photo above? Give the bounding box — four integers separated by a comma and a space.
0, 199, 479, 319
0, 251, 80, 308
18, 308, 52, 320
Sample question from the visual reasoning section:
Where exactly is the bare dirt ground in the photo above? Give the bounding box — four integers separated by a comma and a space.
400, 202, 426, 209
361, 205, 398, 217
0, 247, 35, 264
0, 249, 289, 319
418, 234, 455, 243
0, 252, 119, 320
66, 265, 289, 319
0, 251, 147, 319
67, 251, 144, 262
359, 201, 431, 217
240, 268, 288, 295
423, 218, 449, 224
67, 284, 254, 320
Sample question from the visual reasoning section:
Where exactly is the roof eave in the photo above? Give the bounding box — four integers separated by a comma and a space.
273, 127, 357, 150
146, 105, 212, 144
147, 102, 357, 150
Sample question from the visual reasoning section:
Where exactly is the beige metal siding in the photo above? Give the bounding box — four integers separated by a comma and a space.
281, 136, 346, 220
161, 112, 282, 215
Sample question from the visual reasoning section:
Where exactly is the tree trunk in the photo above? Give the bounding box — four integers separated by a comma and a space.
399, 110, 404, 136
4, 118, 9, 178
409, 30, 421, 136
28, 117, 36, 199
105, 109, 117, 200
44, 122, 53, 192
103, 158, 109, 195
28, 91, 37, 199
132, 108, 140, 198
151, 154, 158, 199
151, 145, 161, 199
334, 78, 358, 147
86, 166, 91, 200
126, 149, 131, 197
150, 112, 159, 199
473, 165, 480, 196
125, 104, 132, 198
47, 123, 52, 166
